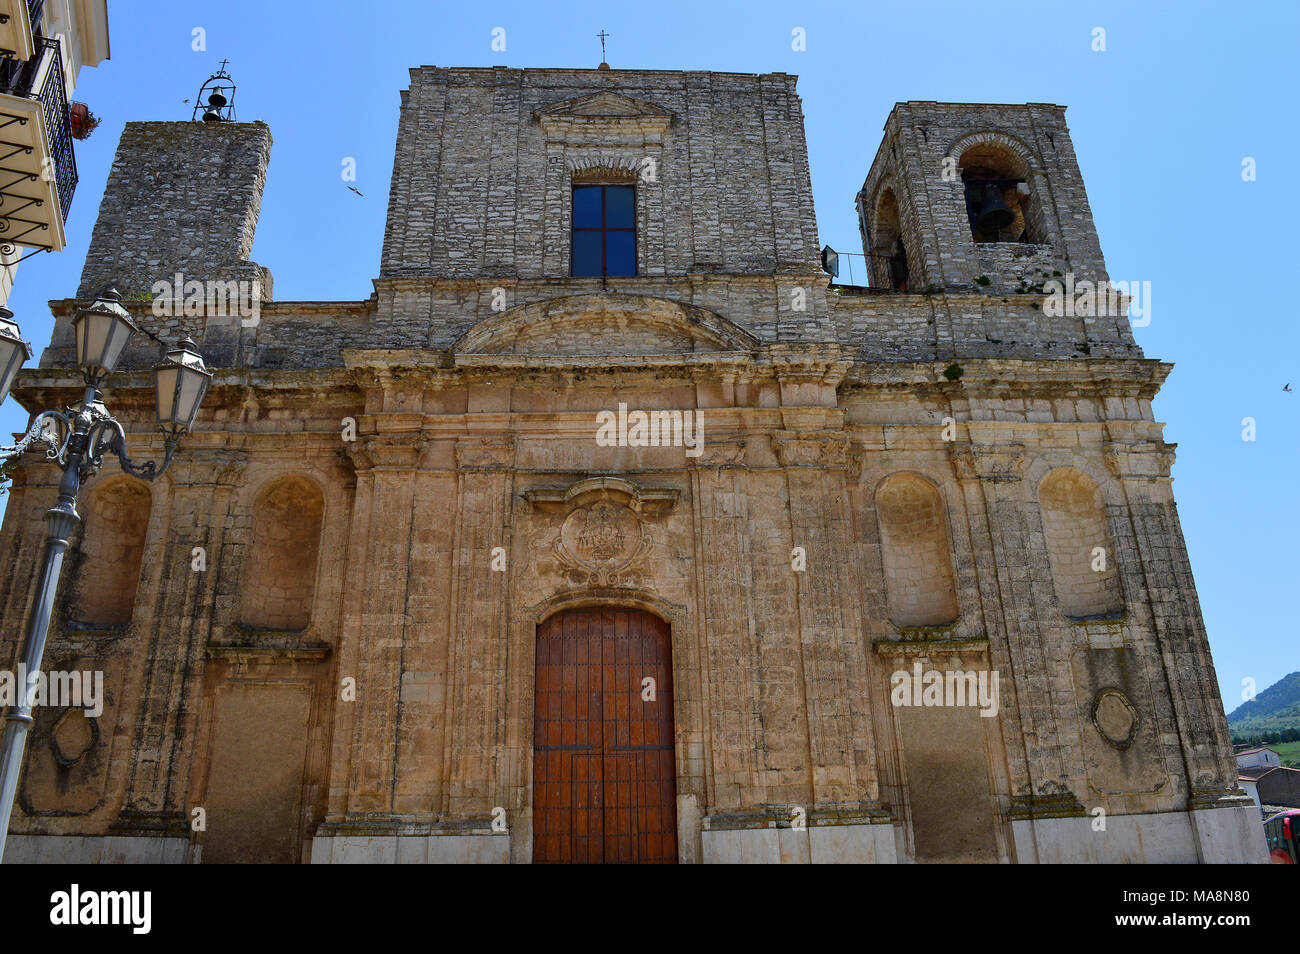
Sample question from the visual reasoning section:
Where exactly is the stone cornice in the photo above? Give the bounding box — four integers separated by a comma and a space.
1103, 439, 1177, 482
46, 298, 376, 319
339, 342, 853, 388
841, 357, 1171, 395
1007, 791, 1088, 820
204, 645, 331, 663
702, 804, 894, 829
10, 355, 1173, 421
873, 633, 989, 657
10, 366, 357, 406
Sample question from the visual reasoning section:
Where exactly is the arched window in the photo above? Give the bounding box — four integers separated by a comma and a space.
71, 478, 151, 626
239, 476, 324, 631
957, 141, 1041, 245
870, 187, 909, 291
875, 473, 959, 627
1038, 468, 1124, 619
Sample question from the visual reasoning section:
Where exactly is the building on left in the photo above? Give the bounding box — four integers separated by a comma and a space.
0, 0, 109, 303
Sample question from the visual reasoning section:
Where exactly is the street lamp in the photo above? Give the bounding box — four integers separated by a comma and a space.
0, 307, 31, 408
71, 289, 139, 384
154, 337, 212, 440
0, 286, 211, 863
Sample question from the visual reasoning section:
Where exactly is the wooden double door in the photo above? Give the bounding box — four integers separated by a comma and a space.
532, 607, 677, 863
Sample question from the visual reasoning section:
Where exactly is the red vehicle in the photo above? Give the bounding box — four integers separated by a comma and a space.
1264, 809, 1300, 863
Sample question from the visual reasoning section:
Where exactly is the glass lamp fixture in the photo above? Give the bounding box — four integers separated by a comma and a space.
153, 336, 212, 440
72, 287, 138, 384
0, 306, 31, 406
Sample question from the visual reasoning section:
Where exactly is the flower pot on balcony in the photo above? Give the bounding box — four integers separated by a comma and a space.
69, 102, 100, 140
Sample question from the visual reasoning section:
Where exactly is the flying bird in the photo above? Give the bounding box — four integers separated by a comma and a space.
1284, 383, 1292, 392
348, 186, 364, 197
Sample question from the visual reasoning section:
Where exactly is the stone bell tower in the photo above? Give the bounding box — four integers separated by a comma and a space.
76, 121, 273, 302
37, 119, 275, 373
856, 101, 1135, 356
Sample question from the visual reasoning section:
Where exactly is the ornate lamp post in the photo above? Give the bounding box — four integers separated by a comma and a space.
0, 287, 211, 863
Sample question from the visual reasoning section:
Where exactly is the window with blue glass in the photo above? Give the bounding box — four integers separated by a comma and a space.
571, 184, 636, 277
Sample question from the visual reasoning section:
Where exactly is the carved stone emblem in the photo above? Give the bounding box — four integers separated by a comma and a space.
556, 500, 651, 586
525, 477, 676, 588
576, 502, 626, 560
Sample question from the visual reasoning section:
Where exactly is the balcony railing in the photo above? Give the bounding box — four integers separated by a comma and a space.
826, 250, 910, 292
0, 0, 43, 59
0, 34, 76, 247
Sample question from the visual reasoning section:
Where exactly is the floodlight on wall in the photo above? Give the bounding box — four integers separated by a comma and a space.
820, 245, 840, 278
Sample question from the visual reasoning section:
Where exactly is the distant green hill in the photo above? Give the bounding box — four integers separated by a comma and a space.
1228, 671, 1300, 738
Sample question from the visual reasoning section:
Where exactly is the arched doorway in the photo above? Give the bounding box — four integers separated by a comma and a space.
532, 606, 677, 863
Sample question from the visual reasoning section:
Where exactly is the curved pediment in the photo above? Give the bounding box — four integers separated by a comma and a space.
452, 294, 760, 357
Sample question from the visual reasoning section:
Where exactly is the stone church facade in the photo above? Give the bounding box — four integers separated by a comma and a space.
0, 65, 1266, 863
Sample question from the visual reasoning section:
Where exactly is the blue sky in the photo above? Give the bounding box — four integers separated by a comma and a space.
2, 0, 1295, 712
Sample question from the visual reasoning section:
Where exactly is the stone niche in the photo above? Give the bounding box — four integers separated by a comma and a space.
200, 682, 312, 864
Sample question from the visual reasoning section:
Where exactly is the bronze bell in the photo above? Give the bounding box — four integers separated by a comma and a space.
207, 88, 227, 108
975, 183, 1014, 233
888, 243, 908, 291
202, 108, 221, 123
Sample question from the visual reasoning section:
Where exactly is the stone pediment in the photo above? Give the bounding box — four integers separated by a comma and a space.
452, 294, 759, 357
536, 91, 674, 121
534, 92, 674, 135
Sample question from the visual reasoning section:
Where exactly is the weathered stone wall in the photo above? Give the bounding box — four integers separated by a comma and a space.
0, 392, 358, 863
75, 121, 273, 301
3, 351, 1258, 863
0, 70, 1261, 863
380, 68, 820, 280
35, 279, 1141, 376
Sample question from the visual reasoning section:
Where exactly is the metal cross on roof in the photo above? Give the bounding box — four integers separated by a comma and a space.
597, 30, 609, 63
